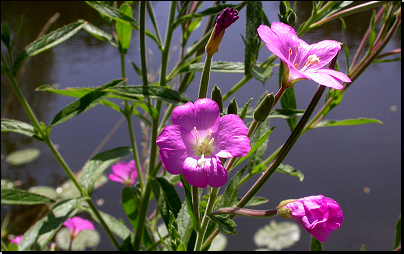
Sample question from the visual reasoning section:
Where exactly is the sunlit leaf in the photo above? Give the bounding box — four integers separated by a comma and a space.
276, 164, 304, 182
116, 3, 132, 54
81, 20, 117, 47
1, 189, 55, 205
1, 118, 42, 140
49, 79, 125, 127
13, 21, 85, 75
312, 118, 383, 128
79, 147, 132, 197
18, 198, 81, 251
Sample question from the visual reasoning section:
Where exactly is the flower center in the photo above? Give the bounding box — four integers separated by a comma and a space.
288, 46, 320, 72
194, 127, 215, 169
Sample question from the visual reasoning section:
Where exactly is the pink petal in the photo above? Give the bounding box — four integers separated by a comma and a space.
304, 71, 344, 89
214, 114, 250, 158
71, 217, 95, 234
194, 98, 220, 132
108, 174, 125, 184
182, 157, 208, 188
302, 40, 342, 70
315, 68, 352, 83
157, 125, 188, 175
111, 161, 131, 180
206, 157, 228, 188
257, 24, 290, 63
172, 102, 197, 132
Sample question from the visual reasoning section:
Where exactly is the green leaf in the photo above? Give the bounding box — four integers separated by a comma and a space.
116, 3, 133, 54
177, 61, 269, 74
180, 175, 198, 231
121, 187, 141, 230
10, 15, 25, 52
252, 64, 274, 86
1, 21, 11, 51
276, 163, 304, 182
150, 177, 182, 228
254, 221, 300, 251
310, 235, 323, 251
5, 148, 40, 165
49, 79, 125, 127
13, 21, 86, 75
245, 1, 262, 75
312, 118, 383, 128
340, 18, 349, 76
361, 244, 366, 251
247, 120, 271, 173
171, 4, 238, 28
393, 214, 401, 250
18, 198, 81, 251
239, 98, 253, 121
85, 1, 160, 48
1, 189, 55, 205
323, 88, 344, 116
237, 196, 268, 207
81, 20, 117, 47
207, 215, 237, 235
105, 86, 192, 105
55, 227, 100, 251
281, 87, 297, 131
1, 118, 42, 140
216, 165, 247, 209
84, 208, 131, 240
79, 146, 132, 197
233, 126, 275, 169
177, 201, 196, 249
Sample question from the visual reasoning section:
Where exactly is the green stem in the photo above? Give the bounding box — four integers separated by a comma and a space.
194, 187, 219, 251
198, 54, 213, 99
140, 1, 149, 86
133, 2, 177, 250
5, 72, 120, 250
209, 207, 278, 218
222, 73, 252, 102
297, 1, 335, 36
192, 186, 201, 230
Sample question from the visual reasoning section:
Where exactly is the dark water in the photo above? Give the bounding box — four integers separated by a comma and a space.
1, 1, 401, 251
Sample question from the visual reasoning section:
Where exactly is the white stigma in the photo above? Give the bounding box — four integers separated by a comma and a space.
300, 54, 320, 72
194, 127, 215, 169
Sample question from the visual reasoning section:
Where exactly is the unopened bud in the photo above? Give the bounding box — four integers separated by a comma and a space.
279, 1, 288, 16
287, 12, 297, 27
211, 85, 223, 113
253, 93, 274, 122
227, 97, 238, 115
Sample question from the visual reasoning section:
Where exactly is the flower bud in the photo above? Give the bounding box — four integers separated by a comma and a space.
253, 92, 274, 122
227, 97, 238, 115
277, 195, 344, 242
287, 12, 297, 27
205, 7, 239, 55
279, 1, 288, 16
211, 85, 223, 113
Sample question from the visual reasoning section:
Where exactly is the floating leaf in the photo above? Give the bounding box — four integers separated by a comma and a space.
5, 148, 40, 165
55, 227, 100, 251
254, 221, 300, 251
1, 189, 55, 205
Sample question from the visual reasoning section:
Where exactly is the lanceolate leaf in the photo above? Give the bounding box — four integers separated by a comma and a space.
85, 1, 160, 48
1, 189, 55, 205
105, 86, 192, 105
276, 164, 304, 182
207, 215, 237, 235
177, 61, 271, 74
18, 198, 81, 251
1, 118, 42, 140
81, 21, 117, 47
312, 118, 383, 128
13, 21, 86, 75
49, 79, 125, 127
116, 3, 133, 54
79, 147, 132, 197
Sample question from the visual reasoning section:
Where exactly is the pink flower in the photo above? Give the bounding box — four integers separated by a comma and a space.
108, 160, 138, 187
63, 217, 95, 239
277, 195, 344, 242
10, 235, 23, 245
206, 7, 239, 55
156, 98, 250, 188
257, 22, 351, 89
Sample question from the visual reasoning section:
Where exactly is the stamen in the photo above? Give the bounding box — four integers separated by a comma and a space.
300, 54, 320, 72
292, 45, 299, 66
208, 138, 214, 146
288, 47, 292, 61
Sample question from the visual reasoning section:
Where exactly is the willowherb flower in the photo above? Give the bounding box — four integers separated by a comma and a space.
63, 217, 95, 239
277, 195, 344, 242
108, 160, 138, 187
257, 22, 351, 89
156, 98, 250, 188
205, 7, 239, 55
9, 235, 23, 245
